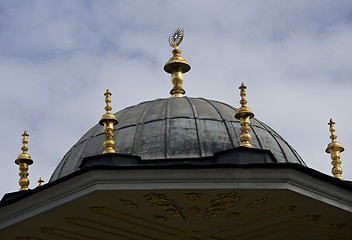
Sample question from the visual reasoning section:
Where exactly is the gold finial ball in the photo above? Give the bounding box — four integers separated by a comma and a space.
169, 28, 184, 48
239, 83, 247, 91
329, 118, 334, 125
22, 130, 29, 138
104, 89, 112, 97
99, 89, 118, 125
235, 83, 254, 120
326, 118, 344, 153
15, 130, 33, 165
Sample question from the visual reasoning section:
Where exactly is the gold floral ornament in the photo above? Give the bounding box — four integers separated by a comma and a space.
247, 198, 266, 208
227, 212, 239, 218
280, 206, 296, 212
188, 206, 200, 215
185, 192, 202, 201
154, 215, 166, 222
326, 119, 344, 180
164, 28, 190, 97
144, 193, 185, 220
204, 192, 240, 220
15, 131, 34, 191
99, 89, 118, 154
120, 199, 138, 209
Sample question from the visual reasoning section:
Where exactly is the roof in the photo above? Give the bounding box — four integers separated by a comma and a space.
1, 158, 352, 239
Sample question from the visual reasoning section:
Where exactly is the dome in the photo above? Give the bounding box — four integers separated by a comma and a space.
50, 97, 305, 181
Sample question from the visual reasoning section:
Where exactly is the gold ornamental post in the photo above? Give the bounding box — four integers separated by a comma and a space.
15, 131, 33, 191
235, 83, 255, 148
99, 89, 118, 154
38, 177, 44, 186
326, 119, 344, 180
164, 28, 191, 97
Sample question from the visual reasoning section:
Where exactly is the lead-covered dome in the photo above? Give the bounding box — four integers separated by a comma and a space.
50, 97, 305, 181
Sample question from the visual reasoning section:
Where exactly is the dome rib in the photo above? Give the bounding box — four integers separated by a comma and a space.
164, 97, 171, 159
130, 101, 156, 157
200, 98, 235, 148
250, 124, 264, 149
291, 146, 305, 165
49, 125, 101, 182
255, 120, 292, 163
184, 97, 205, 157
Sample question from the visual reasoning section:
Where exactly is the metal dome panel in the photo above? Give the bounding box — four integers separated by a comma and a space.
50, 97, 306, 181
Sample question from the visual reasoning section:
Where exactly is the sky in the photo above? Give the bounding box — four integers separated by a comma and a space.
1, 0, 352, 195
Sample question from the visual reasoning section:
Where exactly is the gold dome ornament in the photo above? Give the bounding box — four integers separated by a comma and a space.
326, 119, 344, 180
235, 83, 255, 148
169, 27, 184, 48
99, 89, 118, 154
15, 131, 34, 191
38, 177, 44, 186
164, 28, 191, 97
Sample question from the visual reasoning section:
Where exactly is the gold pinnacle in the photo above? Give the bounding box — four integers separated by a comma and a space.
235, 83, 255, 148
99, 89, 118, 154
15, 131, 33, 191
38, 177, 44, 186
326, 119, 344, 180
164, 28, 190, 97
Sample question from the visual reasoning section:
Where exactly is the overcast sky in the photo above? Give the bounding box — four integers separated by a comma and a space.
1, 0, 352, 195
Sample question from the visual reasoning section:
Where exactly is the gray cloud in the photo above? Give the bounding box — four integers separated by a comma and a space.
1, 0, 352, 194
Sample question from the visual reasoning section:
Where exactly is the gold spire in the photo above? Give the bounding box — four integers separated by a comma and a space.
326, 119, 344, 180
164, 28, 191, 97
15, 131, 34, 191
99, 89, 118, 154
235, 83, 255, 148
38, 177, 44, 186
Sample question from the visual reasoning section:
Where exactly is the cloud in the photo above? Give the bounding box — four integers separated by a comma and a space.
1, 0, 352, 194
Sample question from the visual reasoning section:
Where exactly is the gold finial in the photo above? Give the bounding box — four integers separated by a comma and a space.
164, 28, 191, 97
15, 131, 33, 191
38, 177, 44, 186
99, 89, 118, 154
235, 83, 255, 148
326, 119, 344, 180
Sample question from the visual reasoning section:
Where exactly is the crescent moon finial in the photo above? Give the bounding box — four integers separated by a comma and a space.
169, 27, 184, 48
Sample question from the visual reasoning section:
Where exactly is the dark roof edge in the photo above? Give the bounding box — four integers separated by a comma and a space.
1, 161, 351, 209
